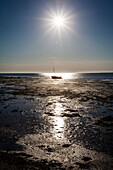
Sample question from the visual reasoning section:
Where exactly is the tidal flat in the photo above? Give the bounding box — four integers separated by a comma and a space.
0, 76, 113, 169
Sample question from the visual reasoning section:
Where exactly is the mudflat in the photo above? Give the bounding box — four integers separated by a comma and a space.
0, 76, 113, 169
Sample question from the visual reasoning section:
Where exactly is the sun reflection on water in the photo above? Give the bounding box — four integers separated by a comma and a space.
53, 102, 63, 115
52, 116, 65, 140
48, 100, 66, 141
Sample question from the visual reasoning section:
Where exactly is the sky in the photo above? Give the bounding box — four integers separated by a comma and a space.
0, 0, 113, 72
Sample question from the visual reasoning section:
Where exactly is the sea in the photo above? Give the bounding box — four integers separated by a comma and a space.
0, 72, 113, 79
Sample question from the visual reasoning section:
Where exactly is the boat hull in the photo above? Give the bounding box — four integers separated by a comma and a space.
51, 76, 62, 79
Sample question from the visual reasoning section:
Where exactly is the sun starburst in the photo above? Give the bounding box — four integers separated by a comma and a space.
42, 7, 75, 34
53, 16, 65, 28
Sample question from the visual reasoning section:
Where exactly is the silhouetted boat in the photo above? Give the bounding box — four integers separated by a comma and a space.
51, 75, 62, 79
51, 67, 62, 79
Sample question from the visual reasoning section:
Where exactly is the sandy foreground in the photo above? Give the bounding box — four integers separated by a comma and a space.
0, 77, 113, 169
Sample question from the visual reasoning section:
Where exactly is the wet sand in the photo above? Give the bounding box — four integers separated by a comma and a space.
0, 76, 113, 169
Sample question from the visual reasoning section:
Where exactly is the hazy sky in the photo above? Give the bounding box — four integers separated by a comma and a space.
0, 0, 113, 72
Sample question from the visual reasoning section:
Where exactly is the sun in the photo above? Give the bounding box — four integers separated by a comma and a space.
53, 16, 64, 27
43, 8, 75, 33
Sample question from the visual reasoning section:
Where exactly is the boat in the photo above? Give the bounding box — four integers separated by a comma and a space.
51, 75, 62, 79
51, 67, 62, 79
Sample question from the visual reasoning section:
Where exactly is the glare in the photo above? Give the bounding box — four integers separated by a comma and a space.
52, 116, 65, 140
42, 7, 75, 34
53, 16, 64, 27
48, 101, 66, 140
54, 102, 63, 115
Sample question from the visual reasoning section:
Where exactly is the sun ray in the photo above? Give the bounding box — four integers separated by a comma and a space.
41, 7, 76, 35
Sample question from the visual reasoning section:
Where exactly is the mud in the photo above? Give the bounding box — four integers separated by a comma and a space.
0, 77, 113, 169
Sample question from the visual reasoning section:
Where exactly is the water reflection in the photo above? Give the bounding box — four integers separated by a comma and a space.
52, 116, 65, 140
48, 101, 66, 141
53, 102, 63, 116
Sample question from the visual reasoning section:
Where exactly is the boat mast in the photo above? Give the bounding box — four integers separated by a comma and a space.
53, 67, 55, 73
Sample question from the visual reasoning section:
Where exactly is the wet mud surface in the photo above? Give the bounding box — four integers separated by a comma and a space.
0, 77, 113, 169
